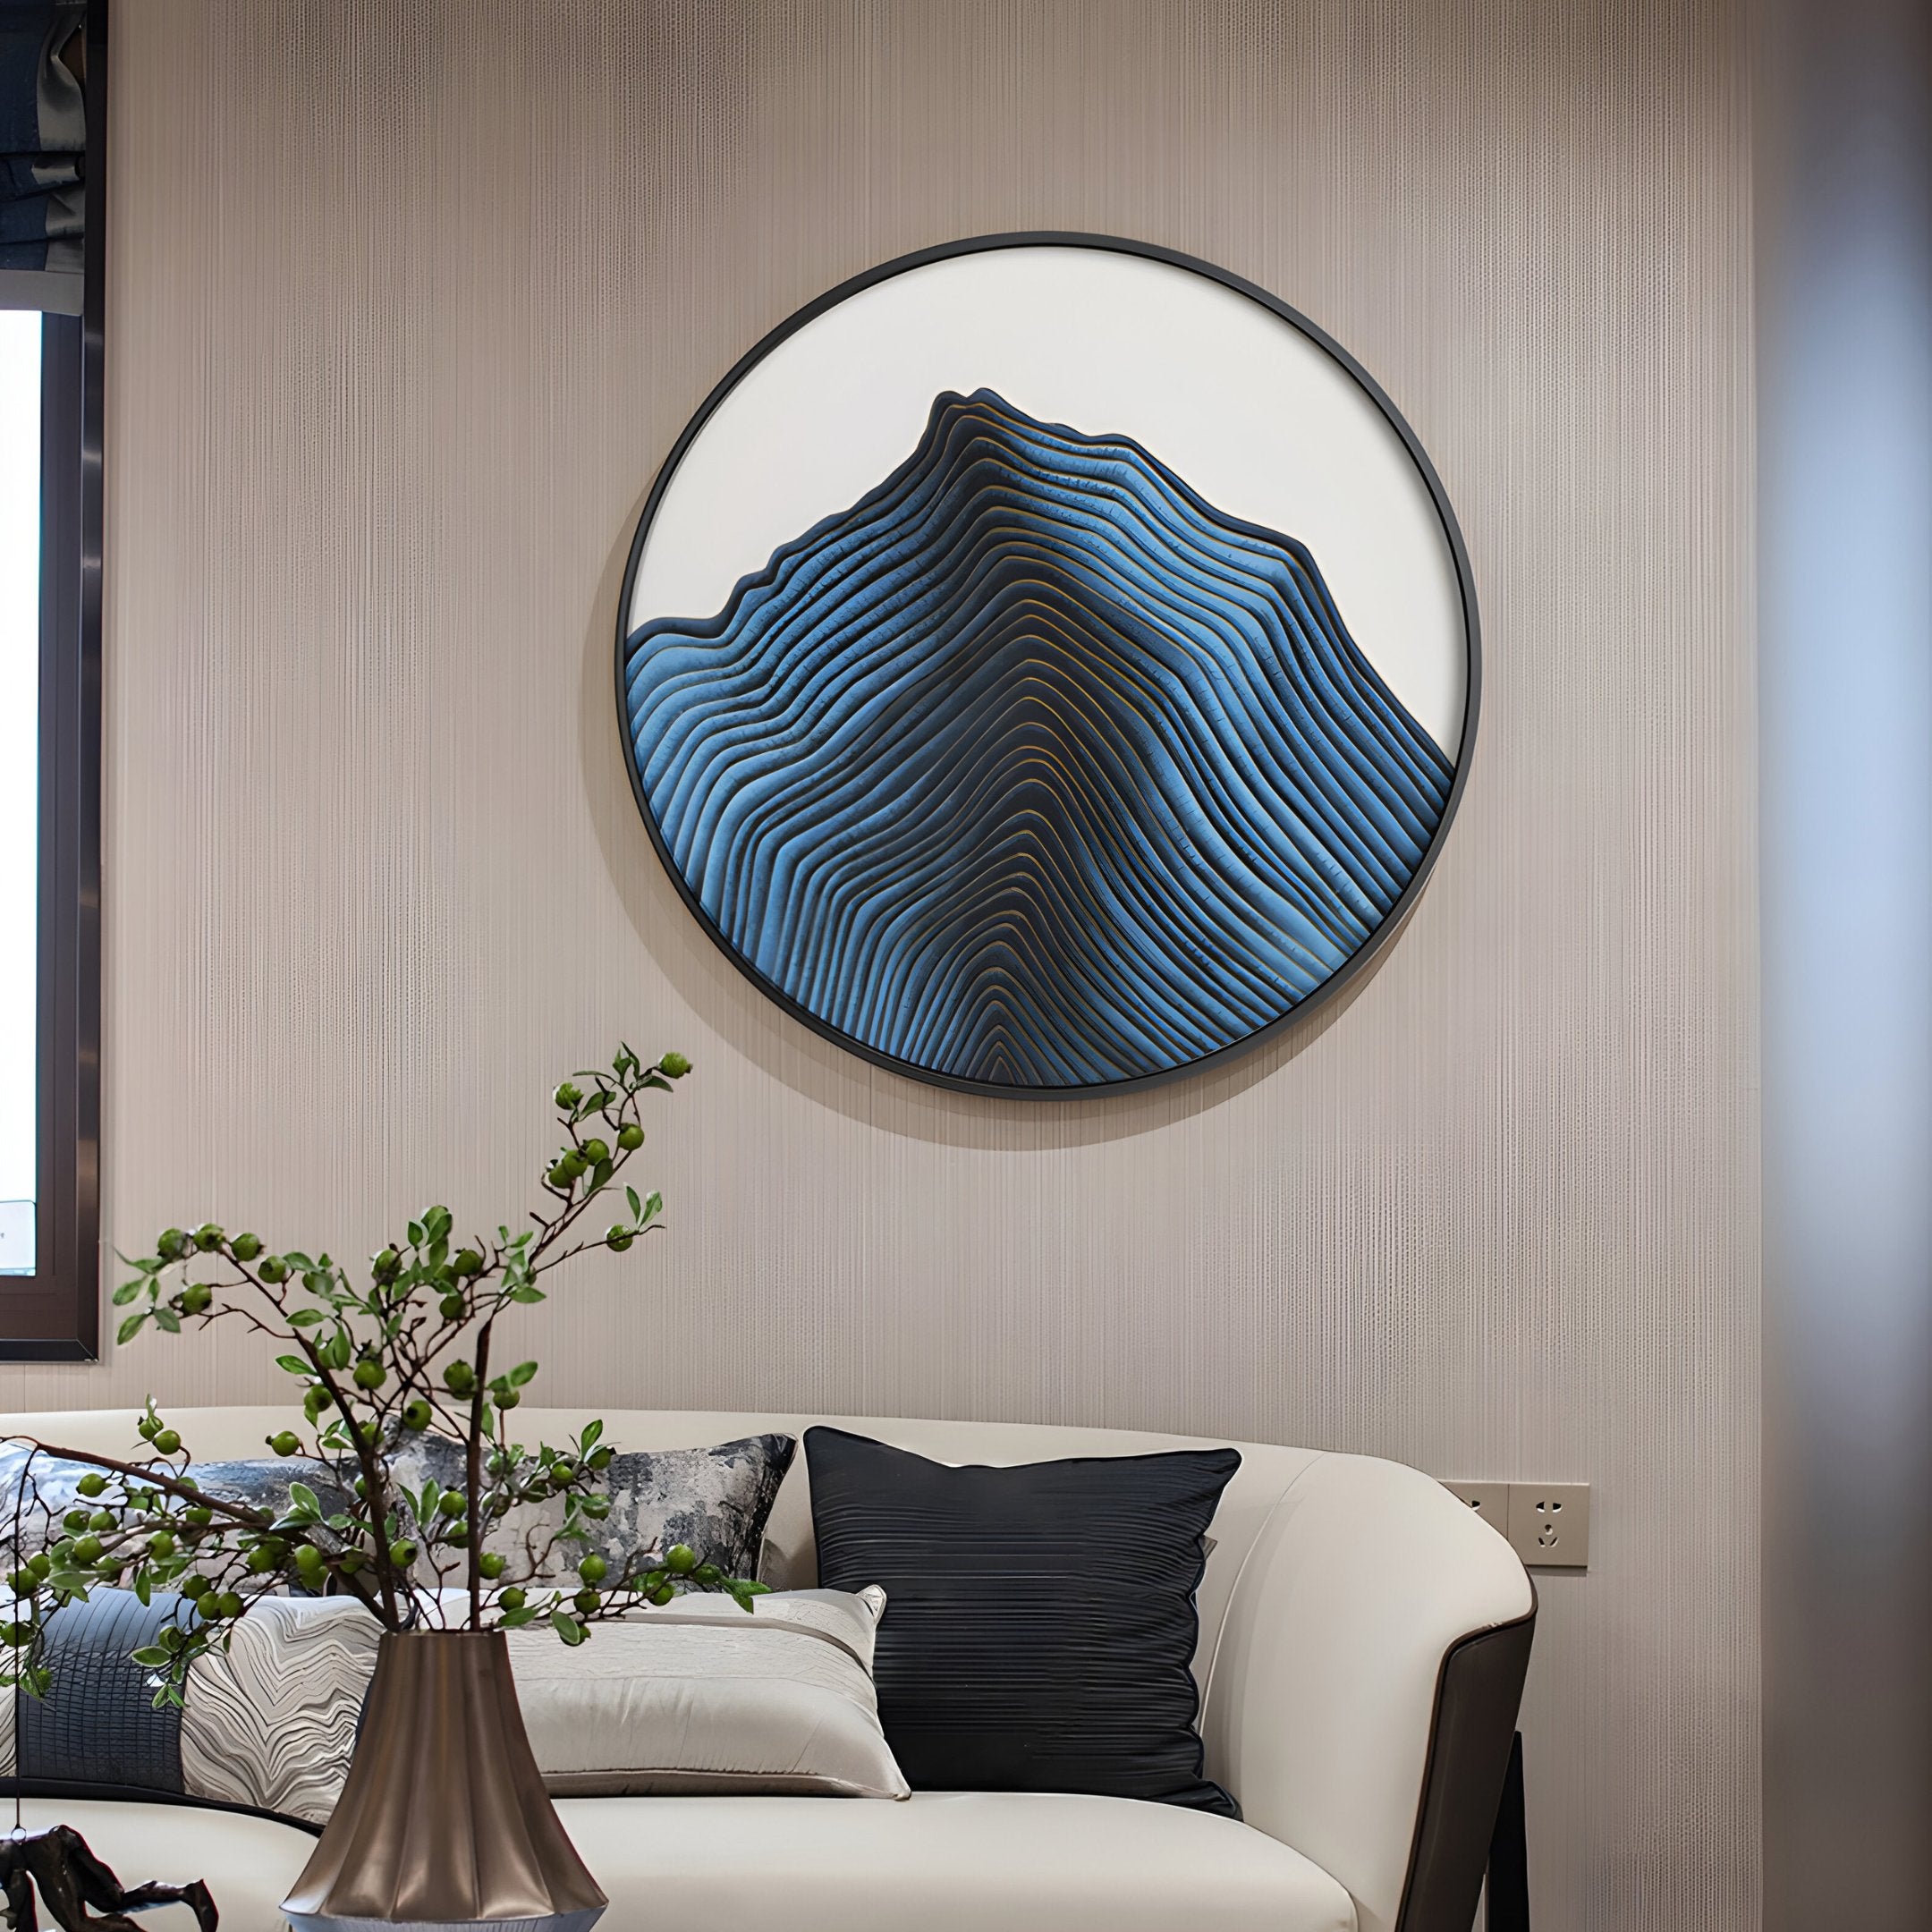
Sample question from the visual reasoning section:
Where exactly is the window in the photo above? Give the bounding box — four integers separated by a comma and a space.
1, 2, 104, 1357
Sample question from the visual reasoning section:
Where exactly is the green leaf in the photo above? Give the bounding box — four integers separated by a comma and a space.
407, 1221, 425, 1247
625, 1187, 641, 1221
550, 1610, 585, 1647
133, 1572, 152, 1606
283, 1251, 315, 1272
286, 1482, 321, 1519
152, 1308, 182, 1335
116, 1312, 147, 1346
129, 1645, 171, 1668
112, 1282, 142, 1307
509, 1287, 546, 1304
499, 1606, 538, 1628
580, 1419, 604, 1451
288, 1309, 325, 1327
508, 1361, 538, 1388
275, 1354, 310, 1377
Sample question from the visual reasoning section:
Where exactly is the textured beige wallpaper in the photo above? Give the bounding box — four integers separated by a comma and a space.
2, 4, 1758, 1927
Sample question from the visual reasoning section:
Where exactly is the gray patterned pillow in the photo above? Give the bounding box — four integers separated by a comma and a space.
383, 1433, 794, 1587
0, 1446, 356, 1568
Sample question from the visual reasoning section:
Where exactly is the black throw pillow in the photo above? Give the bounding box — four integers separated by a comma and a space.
804, 1426, 1240, 1813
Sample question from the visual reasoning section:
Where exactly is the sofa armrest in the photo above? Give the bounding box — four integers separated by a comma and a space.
1200, 1453, 1534, 1932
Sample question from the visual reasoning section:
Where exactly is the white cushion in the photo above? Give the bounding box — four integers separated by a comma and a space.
17, 1793, 1355, 1932
511, 1585, 908, 1797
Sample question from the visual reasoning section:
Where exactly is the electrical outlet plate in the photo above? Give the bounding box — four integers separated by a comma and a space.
1442, 1480, 1512, 1542
1506, 1482, 1590, 1569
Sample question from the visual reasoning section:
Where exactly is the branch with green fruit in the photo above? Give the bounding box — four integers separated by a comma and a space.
0, 1045, 765, 1705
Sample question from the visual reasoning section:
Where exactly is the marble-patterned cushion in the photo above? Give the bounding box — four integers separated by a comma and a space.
384, 1433, 795, 1588
0, 1589, 377, 1827
178, 1594, 382, 1824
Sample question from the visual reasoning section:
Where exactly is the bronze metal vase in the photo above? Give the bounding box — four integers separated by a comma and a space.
282, 1630, 606, 1932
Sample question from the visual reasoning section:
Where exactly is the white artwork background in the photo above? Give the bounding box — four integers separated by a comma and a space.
627, 247, 1468, 756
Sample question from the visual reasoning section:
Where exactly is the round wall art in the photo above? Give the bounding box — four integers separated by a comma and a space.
616, 234, 1479, 1097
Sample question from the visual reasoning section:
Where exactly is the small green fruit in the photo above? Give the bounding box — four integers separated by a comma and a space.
258, 1256, 289, 1284
574, 1589, 601, 1614
179, 1573, 209, 1598
247, 1545, 278, 1573
390, 1541, 417, 1569
694, 1563, 721, 1585
578, 1554, 608, 1584
443, 1362, 475, 1395
193, 1223, 224, 1252
616, 1123, 644, 1152
268, 1431, 301, 1458
451, 1248, 483, 1277
548, 1462, 575, 1487
352, 1358, 385, 1391
499, 1587, 527, 1610
147, 1532, 174, 1558
63, 1509, 89, 1532
665, 1544, 696, 1575
72, 1536, 102, 1563
371, 1245, 400, 1282
439, 1292, 466, 1321
180, 1284, 213, 1316
76, 1472, 106, 1497
89, 1510, 114, 1531
657, 1051, 691, 1079
479, 1552, 506, 1580
184, 1505, 212, 1527
402, 1398, 432, 1431
580, 1137, 609, 1165
547, 1165, 572, 1191
605, 1228, 632, 1252
153, 1428, 182, 1455
295, 1545, 326, 1579
649, 1583, 674, 1606
215, 1592, 243, 1619
157, 1228, 188, 1261
555, 1081, 582, 1109
232, 1233, 262, 1262
436, 1491, 464, 1518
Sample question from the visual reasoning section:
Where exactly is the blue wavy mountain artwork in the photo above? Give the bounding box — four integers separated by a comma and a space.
622, 388, 1455, 1090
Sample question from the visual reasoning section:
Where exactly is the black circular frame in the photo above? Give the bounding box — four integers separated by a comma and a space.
614, 232, 1482, 1099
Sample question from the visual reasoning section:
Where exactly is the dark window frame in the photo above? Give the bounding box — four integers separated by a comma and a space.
5, 0, 106, 1359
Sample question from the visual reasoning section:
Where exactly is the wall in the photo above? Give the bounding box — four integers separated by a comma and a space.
1, 5, 1758, 1928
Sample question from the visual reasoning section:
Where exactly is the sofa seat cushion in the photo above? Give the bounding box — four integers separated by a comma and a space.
18, 1791, 1357, 1932
558, 1791, 1357, 1932
12, 1799, 314, 1931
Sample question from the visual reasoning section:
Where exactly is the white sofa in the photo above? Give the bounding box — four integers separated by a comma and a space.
0, 1407, 1534, 1932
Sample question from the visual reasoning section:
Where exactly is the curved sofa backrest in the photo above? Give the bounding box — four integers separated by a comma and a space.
0, 1402, 1315, 1706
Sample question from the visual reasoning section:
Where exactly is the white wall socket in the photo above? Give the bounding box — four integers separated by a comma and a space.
1442, 1480, 1512, 1539
1442, 1480, 1591, 1570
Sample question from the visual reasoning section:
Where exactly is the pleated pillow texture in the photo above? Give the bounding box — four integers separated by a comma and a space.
803, 1426, 1241, 1812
